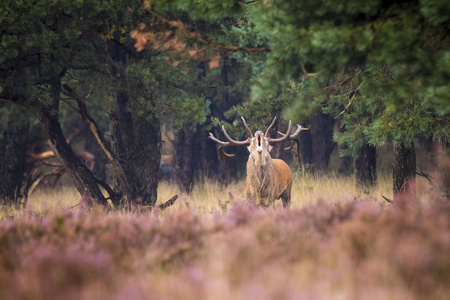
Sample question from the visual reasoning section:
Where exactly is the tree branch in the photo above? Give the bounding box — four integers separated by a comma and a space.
158, 195, 179, 210
212, 43, 272, 53
61, 88, 130, 203
301, 63, 317, 77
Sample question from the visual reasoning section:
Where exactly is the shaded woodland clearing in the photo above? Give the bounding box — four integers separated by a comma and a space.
14, 139, 445, 212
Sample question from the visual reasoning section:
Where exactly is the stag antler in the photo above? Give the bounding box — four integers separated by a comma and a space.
265, 116, 277, 137
268, 120, 292, 143
277, 125, 309, 162
241, 116, 254, 138
208, 117, 252, 162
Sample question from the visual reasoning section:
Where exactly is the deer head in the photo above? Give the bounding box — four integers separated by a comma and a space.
209, 117, 303, 161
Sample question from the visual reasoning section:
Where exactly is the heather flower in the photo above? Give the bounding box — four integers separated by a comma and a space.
0, 195, 448, 299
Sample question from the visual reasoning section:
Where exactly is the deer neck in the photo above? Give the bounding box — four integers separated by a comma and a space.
247, 152, 274, 182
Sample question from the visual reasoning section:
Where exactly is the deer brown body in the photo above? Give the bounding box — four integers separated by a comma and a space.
246, 157, 293, 207
210, 117, 305, 208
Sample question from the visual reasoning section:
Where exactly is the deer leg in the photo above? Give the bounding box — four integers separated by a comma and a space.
281, 191, 291, 208
260, 198, 271, 207
246, 190, 256, 205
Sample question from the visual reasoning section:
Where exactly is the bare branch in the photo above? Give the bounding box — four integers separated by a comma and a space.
61, 88, 130, 198
213, 43, 272, 53
158, 194, 179, 210
301, 63, 318, 77
416, 171, 434, 183
382, 195, 392, 203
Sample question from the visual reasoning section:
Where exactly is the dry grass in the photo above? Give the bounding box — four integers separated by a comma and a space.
159, 171, 395, 214
18, 171, 432, 216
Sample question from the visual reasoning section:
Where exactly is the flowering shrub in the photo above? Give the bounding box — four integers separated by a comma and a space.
0, 197, 449, 299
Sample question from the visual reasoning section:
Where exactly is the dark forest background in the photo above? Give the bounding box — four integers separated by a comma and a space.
1, 0, 449, 207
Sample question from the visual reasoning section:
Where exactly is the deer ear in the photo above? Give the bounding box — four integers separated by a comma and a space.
247, 139, 253, 152
268, 144, 273, 152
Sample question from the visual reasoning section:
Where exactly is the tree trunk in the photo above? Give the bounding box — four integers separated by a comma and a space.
339, 153, 354, 176
110, 92, 161, 206
38, 104, 107, 205
107, 34, 161, 206
338, 123, 354, 176
355, 144, 377, 189
4, 87, 107, 206
438, 140, 450, 200
393, 141, 416, 196
199, 124, 220, 178
174, 125, 197, 193
84, 127, 107, 180
216, 57, 234, 184
310, 111, 336, 171
298, 122, 312, 165
270, 114, 286, 160
0, 119, 29, 206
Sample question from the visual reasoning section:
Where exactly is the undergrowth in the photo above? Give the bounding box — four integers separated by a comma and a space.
0, 174, 448, 300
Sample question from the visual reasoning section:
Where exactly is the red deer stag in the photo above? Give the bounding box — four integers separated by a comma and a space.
209, 117, 305, 208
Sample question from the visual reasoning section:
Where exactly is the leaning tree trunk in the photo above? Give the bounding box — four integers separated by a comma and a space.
38, 103, 107, 206
5, 88, 107, 206
393, 141, 416, 197
84, 126, 107, 180
110, 92, 161, 206
355, 144, 377, 189
0, 119, 29, 206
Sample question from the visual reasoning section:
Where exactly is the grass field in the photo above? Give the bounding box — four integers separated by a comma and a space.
0, 173, 449, 300
21, 172, 395, 215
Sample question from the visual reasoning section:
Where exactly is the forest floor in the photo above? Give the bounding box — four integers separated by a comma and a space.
0, 174, 449, 300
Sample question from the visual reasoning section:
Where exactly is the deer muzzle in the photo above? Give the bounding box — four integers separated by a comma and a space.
256, 135, 263, 153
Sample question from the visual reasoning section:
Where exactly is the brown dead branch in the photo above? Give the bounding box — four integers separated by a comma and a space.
416, 171, 434, 183
324, 69, 361, 90
158, 195, 179, 210
301, 63, 317, 77
61, 88, 130, 199
382, 195, 392, 203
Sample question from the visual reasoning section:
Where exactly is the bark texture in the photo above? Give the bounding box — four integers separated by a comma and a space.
0, 120, 29, 205
355, 144, 377, 189
174, 125, 199, 193
337, 122, 354, 176
298, 122, 312, 165
310, 111, 336, 171
110, 92, 161, 206
393, 141, 416, 196
39, 105, 107, 205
